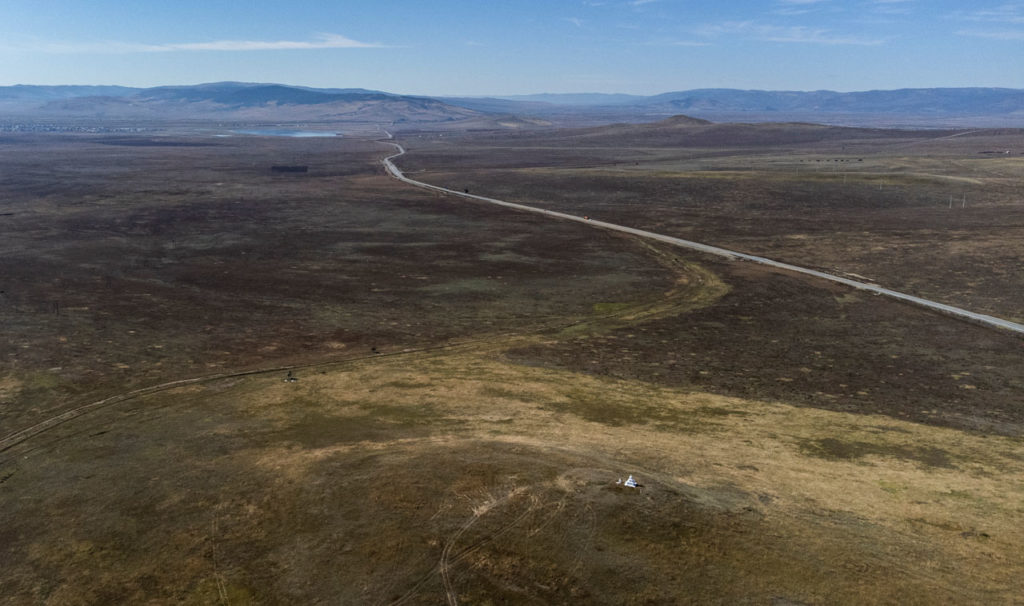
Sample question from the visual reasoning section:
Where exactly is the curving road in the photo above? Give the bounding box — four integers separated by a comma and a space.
382, 140, 1024, 336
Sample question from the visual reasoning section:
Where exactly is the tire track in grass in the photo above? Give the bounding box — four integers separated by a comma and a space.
1, 239, 717, 460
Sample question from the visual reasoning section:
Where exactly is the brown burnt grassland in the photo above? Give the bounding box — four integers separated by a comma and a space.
399, 122, 1024, 322
0, 125, 1022, 604
0, 134, 669, 432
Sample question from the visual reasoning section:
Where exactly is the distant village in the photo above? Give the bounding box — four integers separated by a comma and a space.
0, 122, 153, 134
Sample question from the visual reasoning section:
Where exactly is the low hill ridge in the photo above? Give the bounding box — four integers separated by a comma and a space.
2, 83, 1023, 127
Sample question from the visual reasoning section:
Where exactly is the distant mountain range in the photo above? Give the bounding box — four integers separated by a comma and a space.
2, 82, 1023, 128
483, 88, 1024, 127
0, 82, 488, 125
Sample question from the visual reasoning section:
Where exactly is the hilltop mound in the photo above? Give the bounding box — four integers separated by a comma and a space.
658, 114, 714, 127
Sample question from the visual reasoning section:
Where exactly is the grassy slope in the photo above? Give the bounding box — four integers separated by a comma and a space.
2, 348, 1021, 604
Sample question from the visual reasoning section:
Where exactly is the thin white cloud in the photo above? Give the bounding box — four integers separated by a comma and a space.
869, 0, 914, 15
774, 7, 818, 16
871, 8, 911, 16
949, 4, 1024, 39
646, 39, 711, 47
162, 34, 381, 51
773, 0, 829, 10
957, 29, 1024, 40
698, 21, 883, 45
950, 4, 1024, 24
566, 17, 585, 28
629, 0, 659, 6
4, 33, 384, 54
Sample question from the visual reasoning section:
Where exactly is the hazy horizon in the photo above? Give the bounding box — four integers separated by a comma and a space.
2, 1, 1023, 96
5, 81, 1024, 99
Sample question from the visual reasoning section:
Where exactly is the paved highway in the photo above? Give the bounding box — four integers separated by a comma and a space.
382, 141, 1024, 336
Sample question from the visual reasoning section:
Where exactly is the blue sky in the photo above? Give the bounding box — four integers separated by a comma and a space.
1, 0, 1022, 94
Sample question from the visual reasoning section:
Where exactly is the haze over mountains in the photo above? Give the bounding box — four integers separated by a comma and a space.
458, 88, 1024, 128
2, 81, 1023, 128
0, 82, 484, 125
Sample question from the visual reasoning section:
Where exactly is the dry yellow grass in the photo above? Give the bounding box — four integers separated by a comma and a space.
200, 346, 1024, 602
4, 327, 1020, 603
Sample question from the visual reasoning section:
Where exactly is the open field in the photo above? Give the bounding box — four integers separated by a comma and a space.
0, 133, 669, 433
1, 126, 1022, 603
399, 124, 1024, 323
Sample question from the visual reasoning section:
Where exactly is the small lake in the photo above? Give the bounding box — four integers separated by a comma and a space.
231, 129, 341, 138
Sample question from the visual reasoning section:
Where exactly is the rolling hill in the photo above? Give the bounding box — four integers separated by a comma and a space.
0, 82, 487, 125
488, 88, 1024, 127
2, 83, 1023, 127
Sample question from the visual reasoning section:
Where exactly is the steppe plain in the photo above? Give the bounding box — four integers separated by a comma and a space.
1, 120, 1022, 604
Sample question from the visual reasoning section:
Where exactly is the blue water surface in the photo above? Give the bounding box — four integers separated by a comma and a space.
231, 129, 341, 137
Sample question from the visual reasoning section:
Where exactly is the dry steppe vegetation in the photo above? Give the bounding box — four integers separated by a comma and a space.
401, 122, 1024, 321
1, 123, 1022, 604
